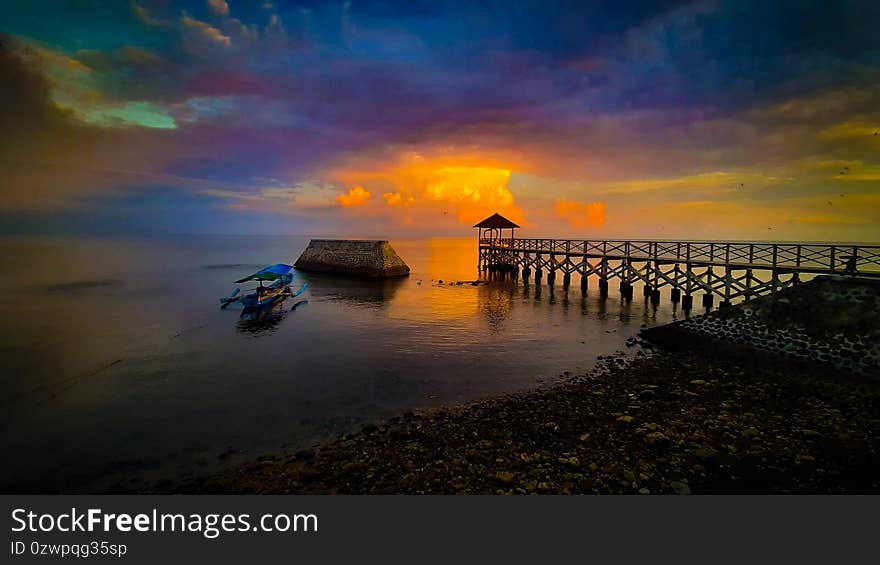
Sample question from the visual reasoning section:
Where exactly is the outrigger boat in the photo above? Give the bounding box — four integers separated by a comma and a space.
220, 263, 308, 314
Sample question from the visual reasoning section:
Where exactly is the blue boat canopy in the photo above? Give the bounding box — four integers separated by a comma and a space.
234, 263, 293, 283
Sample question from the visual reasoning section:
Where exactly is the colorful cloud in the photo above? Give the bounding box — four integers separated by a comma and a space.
328, 152, 528, 227
336, 186, 371, 207
180, 13, 231, 46
0, 1, 878, 239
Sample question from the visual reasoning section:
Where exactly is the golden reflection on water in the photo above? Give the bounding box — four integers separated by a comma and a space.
385, 238, 483, 322
295, 237, 516, 326
478, 284, 515, 333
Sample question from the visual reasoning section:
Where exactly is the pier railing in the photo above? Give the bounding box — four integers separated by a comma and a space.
478, 238, 880, 307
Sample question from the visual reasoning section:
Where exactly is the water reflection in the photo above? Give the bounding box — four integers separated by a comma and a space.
0, 235, 690, 493
44, 279, 123, 293
594, 293, 607, 318
305, 274, 405, 308
236, 302, 288, 335
235, 298, 309, 335
478, 283, 515, 333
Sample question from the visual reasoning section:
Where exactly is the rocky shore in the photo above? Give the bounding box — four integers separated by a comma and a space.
673, 276, 880, 375
158, 276, 880, 495
194, 345, 878, 494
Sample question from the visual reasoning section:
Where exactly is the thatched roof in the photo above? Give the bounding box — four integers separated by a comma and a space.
473, 213, 519, 229
294, 239, 410, 278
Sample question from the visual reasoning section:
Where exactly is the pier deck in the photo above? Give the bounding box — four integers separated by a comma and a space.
479, 238, 880, 308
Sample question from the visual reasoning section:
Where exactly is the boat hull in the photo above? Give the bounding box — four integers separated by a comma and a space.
240, 285, 289, 310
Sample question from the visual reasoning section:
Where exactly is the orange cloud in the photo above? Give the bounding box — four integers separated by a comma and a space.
383, 192, 407, 206
330, 152, 527, 227
336, 185, 371, 207
555, 198, 606, 229
181, 13, 232, 46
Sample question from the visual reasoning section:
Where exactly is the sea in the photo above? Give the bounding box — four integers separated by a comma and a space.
0, 235, 687, 492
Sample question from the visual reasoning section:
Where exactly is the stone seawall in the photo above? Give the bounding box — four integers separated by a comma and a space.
294, 239, 410, 278
646, 276, 880, 376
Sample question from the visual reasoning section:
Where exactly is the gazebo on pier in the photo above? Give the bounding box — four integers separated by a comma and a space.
474, 213, 519, 245
474, 213, 519, 274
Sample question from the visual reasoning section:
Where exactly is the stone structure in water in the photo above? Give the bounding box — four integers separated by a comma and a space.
294, 239, 410, 278
644, 276, 880, 376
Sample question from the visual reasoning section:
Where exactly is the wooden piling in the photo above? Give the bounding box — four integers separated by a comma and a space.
476, 235, 879, 307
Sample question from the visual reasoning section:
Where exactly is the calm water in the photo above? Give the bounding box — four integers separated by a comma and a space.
0, 235, 686, 492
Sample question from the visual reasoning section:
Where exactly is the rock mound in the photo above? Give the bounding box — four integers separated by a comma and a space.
294, 239, 410, 278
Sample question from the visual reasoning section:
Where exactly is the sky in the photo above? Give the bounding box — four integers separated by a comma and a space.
1, 0, 878, 241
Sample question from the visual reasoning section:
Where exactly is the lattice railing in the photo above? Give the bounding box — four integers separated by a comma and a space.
480, 239, 880, 275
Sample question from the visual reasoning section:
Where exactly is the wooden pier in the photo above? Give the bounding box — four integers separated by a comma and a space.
478, 235, 880, 309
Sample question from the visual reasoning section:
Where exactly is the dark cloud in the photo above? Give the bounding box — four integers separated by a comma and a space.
1, 2, 878, 238
0, 35, 68, 132
0, 36, 186, 208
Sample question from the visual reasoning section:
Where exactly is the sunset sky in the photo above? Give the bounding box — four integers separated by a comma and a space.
1, 0, 878, 240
